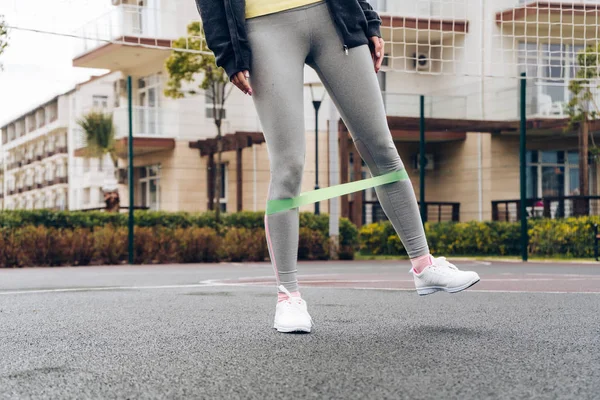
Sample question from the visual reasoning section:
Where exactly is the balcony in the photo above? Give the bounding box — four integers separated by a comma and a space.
73, 4, 178, 70
496, 1, 600, 42
372, 0, 469, 51
111, 106, 176, 157
378, 92, 469, 143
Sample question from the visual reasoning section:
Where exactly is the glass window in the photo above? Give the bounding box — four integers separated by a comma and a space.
219, 163, 226, 199
92, 95, 108, 109
540, 151, 560, 164
541, 166, 565, 197
567, 151, 579, 165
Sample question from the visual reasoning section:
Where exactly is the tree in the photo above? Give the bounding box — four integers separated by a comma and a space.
0, 15, 9, 70
77, 111, 120, 212
164, 21, 232, 223
567, 43, 600, 200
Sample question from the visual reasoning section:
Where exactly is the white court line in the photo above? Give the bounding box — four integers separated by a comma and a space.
1, 280, 599, 296
0, 284, 212, 296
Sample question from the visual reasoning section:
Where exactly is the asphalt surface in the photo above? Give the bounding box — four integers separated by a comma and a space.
0, 261, 599, 399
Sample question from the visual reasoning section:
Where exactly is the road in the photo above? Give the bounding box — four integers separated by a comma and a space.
0, 260, 599, 399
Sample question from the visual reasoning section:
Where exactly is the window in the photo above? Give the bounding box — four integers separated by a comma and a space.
518, 42, 586, 116
526, 150, 594, 199
83, 188, 91, 205
140, 164, 160, 211
205, 83, 227, 119
217, 163, 227, 212
92, 95, 109, 109
138, 75, 161, 135
83, 158, 90, 173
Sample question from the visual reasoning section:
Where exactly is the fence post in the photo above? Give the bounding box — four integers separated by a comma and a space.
127, 76, 135, 265
419, 95, 426, 224
519, 72, 528, 262
595, 224, 598, 262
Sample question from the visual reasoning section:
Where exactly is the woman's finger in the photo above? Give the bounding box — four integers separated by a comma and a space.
236, 70, 253, 96
375, 38, 385, 72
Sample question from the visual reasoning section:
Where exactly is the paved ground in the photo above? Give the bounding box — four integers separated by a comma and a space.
0, 260, 599, 399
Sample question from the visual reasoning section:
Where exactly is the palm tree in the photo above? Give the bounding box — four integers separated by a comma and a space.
77, 111, 120, 212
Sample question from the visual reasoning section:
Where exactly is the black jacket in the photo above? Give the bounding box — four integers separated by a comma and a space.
194, 0, 381, 79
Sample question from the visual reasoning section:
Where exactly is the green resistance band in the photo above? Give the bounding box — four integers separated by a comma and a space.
266, 169, 409, 215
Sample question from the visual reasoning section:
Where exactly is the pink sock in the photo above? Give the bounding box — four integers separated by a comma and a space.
278, 291, 301, 302
411, 254, 433, 274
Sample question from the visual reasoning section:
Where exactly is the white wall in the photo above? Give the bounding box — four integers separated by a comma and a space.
68, 72, 121, 210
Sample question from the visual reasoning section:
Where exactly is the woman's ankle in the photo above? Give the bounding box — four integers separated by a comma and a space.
278, 290, 301, 302
411, 254, 433, 274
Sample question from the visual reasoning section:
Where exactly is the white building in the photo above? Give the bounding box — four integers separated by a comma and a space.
1, 94, 71, 210
0, 73, 124, 211
69, 72, 122, 210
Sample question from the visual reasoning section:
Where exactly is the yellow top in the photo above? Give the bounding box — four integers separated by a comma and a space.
245, 0, 323, 19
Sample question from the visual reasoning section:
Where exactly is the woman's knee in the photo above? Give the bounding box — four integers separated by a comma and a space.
269, 158, 305, 199
355, 137, 404, 174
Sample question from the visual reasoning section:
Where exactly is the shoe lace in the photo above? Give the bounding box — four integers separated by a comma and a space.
433, 256, 458, 270
279, 285, 304, 306
278, 285, 314, 325
408, 256, 458, 273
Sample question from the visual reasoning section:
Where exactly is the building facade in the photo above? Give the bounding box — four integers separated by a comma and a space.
6, 0, 598, 224
1, 94, 71, 210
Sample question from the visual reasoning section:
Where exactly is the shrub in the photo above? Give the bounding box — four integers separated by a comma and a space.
221, 228, 268, 262
69, 228, 96, 266
0, 228, 29, 268
338, 217, 358, 260
94, 225, 128, 265
132, 227, 159, 265
173, 227, 221, 263
298, 227, 330, 260
20, 226, 71, 267
358, 217, 600, 258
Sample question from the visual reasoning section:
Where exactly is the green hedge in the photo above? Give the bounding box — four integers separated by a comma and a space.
0, 225, 342, 268
359, 217, 600, 258
0, 210, 359, 267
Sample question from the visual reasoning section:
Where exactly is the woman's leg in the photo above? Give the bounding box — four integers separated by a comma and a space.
305, 3, 429, 262
303, 4, 480, 296
246, 9, 312, 293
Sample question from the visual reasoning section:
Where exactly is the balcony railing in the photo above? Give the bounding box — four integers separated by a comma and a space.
112, 106, 179, 139
361, 201, 460, 225
74, 4, 178, 57
371, 0, 467, 19
381, 92, 468, 120
492, 196, 600, 221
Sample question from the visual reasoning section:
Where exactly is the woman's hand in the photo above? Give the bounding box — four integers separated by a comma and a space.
369, 36, 384, 73
232, 70, 253, 96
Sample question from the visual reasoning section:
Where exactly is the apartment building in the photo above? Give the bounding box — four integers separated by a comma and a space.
0, 73, 121, 211
1, 94, 70, 210
70, 0, 600, 224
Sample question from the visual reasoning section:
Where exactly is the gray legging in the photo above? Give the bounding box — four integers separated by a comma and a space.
246, 1, 429, 292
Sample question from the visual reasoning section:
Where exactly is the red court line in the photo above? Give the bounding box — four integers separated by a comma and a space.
210, 273, 600, 293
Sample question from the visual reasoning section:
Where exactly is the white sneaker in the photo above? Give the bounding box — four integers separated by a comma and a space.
273, 285, 313, 333
412, 256, 480, 296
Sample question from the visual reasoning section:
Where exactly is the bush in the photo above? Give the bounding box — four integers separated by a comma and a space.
298, 227, 330, 260
173, 227, 221, 263
21, 226, 71, 267
338, 218, 359, 260
221, 228, 268, 262
358, 217, 600, 258
0, 228, 29, 268
69, 228, 96, 266
94, 225, 128, 265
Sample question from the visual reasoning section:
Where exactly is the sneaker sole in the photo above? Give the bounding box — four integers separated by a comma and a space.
273, 324, 312, 333
416, 277, 481, 296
